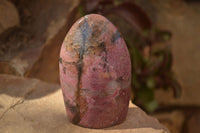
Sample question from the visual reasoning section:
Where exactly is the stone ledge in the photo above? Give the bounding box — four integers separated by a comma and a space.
0, 74, 169, 133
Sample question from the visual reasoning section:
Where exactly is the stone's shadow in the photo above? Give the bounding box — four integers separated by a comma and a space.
105, 107, 168, 131
25, 82, 60, 100
0, 74, 60, 100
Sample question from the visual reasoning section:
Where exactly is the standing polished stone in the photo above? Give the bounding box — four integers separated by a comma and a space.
59, 14, 131, 128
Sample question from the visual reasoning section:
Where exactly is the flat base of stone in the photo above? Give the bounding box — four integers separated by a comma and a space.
74, 116, 126, 129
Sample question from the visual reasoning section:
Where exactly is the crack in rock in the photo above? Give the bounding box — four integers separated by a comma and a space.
0, 98, 24, 120
0, 80, 39, 120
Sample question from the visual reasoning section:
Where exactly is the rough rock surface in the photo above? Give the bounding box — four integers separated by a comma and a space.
0, 0, 79, 83
185, 111, 200, 133
0, 0, 20, 34
154, 111, 185, 133
59, 14, 131, 128
0, 74, 169, 133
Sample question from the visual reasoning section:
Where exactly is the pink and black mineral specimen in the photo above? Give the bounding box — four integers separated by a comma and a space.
59, 14, 131, 128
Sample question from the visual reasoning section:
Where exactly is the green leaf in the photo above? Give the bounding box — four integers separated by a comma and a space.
144, 99, 158, 112
146, 77, 155, 89
78, 5, 86, 16
137, 88, 154, 102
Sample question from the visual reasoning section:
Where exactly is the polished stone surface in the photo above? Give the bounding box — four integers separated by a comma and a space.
59, 14, 131, 128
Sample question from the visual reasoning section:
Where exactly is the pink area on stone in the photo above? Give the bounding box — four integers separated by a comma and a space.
59, 14, 131, 128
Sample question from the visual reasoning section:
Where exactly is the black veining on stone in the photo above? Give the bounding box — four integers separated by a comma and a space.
98, 41, 109, 72
59, 57, 63, 64
92, 67, 97, 72
63, 61, 77, 65
111, 30, 121, 43
64, 100, 77, 113
63, 66, 66, 74
73, 16, 90, 124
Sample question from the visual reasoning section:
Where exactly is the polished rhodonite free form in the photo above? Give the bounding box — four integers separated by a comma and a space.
59, 14, 131, 128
